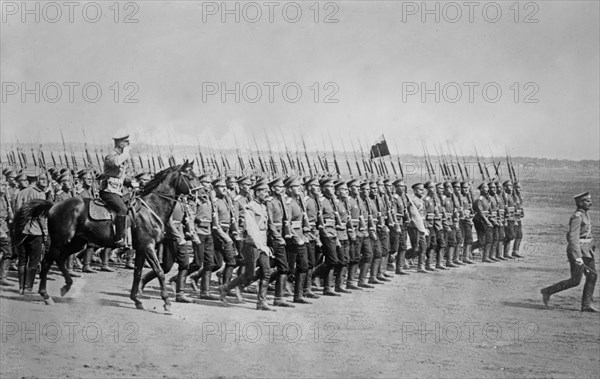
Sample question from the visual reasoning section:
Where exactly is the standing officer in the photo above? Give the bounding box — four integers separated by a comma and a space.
541, 192, 597, 312
408, 183, 429, 273
99, 132, 131, 247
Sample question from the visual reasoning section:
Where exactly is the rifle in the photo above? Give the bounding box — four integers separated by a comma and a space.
421, 141, 432, 181
340, 137, 353, 177
264, 130, 277, 175
234, 135, 245, 173
280, 130, 296, 172
505, 148, 514, 183
328, 133, 341, 177
60, 130, 70, 169
301, 136, 314, 177
349, 138, 362, 177
252, 133, 266, 174
358, 139, 372, 175
393, 140, 404, 179
473, 145, 487, 181
489, 146, 501, 180
30, 148, 37, 167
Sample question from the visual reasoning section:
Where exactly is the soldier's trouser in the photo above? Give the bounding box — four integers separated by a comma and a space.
504, 220, 516, 256
496, 224, 506, 258
213, 234, 237, 283
358, 236, 373, 265
389, 228, 399, 255
451, 225, 462, 261
378, 231, 390, 258
285, 242, 309, 275
408, 227, 426, 266
513, 221, 523, 254
543, 256, 597, 309
313, 236, 340, 289
0, 235, 12, 281
435, 228, 447, 265
425, 227, 437, 266
477, 225, 493, 260
338, 239, 350, 267
306, 239, 317, 269
224, 244, 270, 291
198, 234, 216, 275
18, 235, 43, 290
270, 239, 290, 280
143, 239, 191, 287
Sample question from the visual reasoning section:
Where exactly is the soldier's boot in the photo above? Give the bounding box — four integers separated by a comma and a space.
99, 249, 116, 272
453, 246, 465, 265
425, 251, 438, 271
377, 257, 392, 281
323, 269, 341, 296
346, 263, 362, 289
463, 245, 474, 264
0, 259, 12, 286
293, 272, 311, 304
435, 249, 448, 270
174, 268, 193, 303
503, 242, 514, 259
303, 268, 320, 298
222, 266, 236, 296
381, 256, 394, 278
495, 241, 506, 260
358, 262, 375, 288
124, 249, 135, 269
188, 270, 201, 292
386, 253, 396, 271
81, 248, 97, 273
335, 266, 351, 293
199, 270, 220, 301
446, 247, 458, 268
482, 243, 493, 263
257, 279, 276, 311
369, 258, 384, 284
66, 256, 81, 278
273, 274, 295, 307
113, 215, 127, 248
581, 269, 598, 312
489, 241, 499, 262
25, 268, 37, 293
395, 251, 409, 275
17, 265, 26, 294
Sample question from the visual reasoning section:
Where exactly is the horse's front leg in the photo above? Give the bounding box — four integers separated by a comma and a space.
130, 244, 146, 310
56, 254, 74, 297
38, 245, 56, 304
145, 242, 171, 313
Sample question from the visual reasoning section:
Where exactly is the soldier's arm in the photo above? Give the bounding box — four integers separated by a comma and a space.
266, 200, 284, 243
474, 199, 491, 225
567, 213, 583, 260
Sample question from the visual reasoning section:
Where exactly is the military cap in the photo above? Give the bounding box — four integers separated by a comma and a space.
319, 178, 333, 187
134, 171, 149, 180
502, 180, 513, 186
112, 130, 130, 141
252, 177, 269, 191
334, 179, 347, 189
269, 177, 284, 188
303, 177, 317, 187
383, 179, 391, 185
376, 178, 384, 186
392, 178, 406, 187
347, 178, 360, 187
477, 182, 488, 190
573, 192, 591, 201
76, 169, 88, 179
58, 173, 71, 183
283, 176, 301, 187
452, 180, 461, 186
211, 178, 226, 187
424, 181, 434, 188
237, 176, 251, 185
23, 169, 39, 181
59, 168, 69, 175
435, 182, 444, 188
411, 183, 424, 190
359, 180, 370, 189
3, 168, 15, 178
198, 173, 211, 182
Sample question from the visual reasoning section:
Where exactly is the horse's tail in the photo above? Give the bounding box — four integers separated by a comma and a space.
12, 199, 54, 241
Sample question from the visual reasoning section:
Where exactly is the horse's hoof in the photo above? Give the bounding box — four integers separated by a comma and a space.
135, 302, 145, 310
60, 286, 70, 297
44, 297, 55, 305
164, 304, 171, 313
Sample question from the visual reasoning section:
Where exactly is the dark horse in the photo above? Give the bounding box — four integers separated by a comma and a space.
13, 161, 197, 312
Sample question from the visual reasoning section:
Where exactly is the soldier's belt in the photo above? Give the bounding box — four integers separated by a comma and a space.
309, 221, 316, 227
323, 219, 335, 227
291, 221, 302, 229
580, 238, 593, 244
219, 223, 230, 231
198, 219, 211, 228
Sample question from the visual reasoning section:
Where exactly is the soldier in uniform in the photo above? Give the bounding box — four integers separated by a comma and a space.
512, 182, 525, 258
408, 183, 429, 273
283, 176, 311, 303
99, 132, 131, 247
392, 179, 411, 275
422, 182, 440, 271
473, 182, 494, 263
346, 178, 367, 288
502, 180, 517, 259
450, 181, 466, 266
494, 181, 508, 261
334, 179, 352, 293
74, 170, 99, 273
541, 192, 597, 312
441, 181, 459, 268
14, 170, 48, 294
367, 180, 386, 283
0, 177, 13, 286
459, 182, 475, 264
302, 177, 322, 298
357, 180, 376, 287
232, 176, 253, 291
219, 177, 275, 311
488, 183, 502, 262
211, 178, 238, 291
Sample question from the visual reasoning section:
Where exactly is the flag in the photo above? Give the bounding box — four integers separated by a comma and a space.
370, 135, 390, 158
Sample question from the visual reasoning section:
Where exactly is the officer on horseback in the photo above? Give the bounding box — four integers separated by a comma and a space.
99, 131, 131, 248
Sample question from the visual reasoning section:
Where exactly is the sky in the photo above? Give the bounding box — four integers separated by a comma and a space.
1, 1, 599, 160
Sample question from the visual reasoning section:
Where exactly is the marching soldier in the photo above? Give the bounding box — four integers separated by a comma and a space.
367, 180, 385, 283
408, 183, 429, 273
75, 170, 99, 273
541, 192, 597, 312
450, 181, 466, 266
0, 177, 13, 286
334, 179, 352, 293
433, 182, 449, 270
441, 181, 460, 268
219, 177, 275, 311
346, 178, 366, 288
459, 182, 475, 264
302, 177, 322, 298
473, 182, 494, 263
488, 183, 502, 262
283, 176, 311, 304
512, 182, 525, 258
14, 170, 48, 294
315, 178, 343, 296
502, 180, 517, 259
494, 181, 508, 261
357, 180, 376, 287
211, 178, 238, 291
423, 182, 439, 271
392, 179, 411, 275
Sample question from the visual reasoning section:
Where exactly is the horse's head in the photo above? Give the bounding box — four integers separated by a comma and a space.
175, 160, 197, 195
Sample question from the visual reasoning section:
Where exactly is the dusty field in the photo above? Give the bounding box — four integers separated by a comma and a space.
1, 171, 599, 378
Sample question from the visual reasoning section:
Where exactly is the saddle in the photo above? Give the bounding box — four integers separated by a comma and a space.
89, 199, 114, 221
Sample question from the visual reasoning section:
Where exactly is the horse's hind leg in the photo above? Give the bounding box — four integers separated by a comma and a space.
39, 245, 57, 304
130, 246, 146, 310
56, 255, 74, 297
145, 243, 171, 313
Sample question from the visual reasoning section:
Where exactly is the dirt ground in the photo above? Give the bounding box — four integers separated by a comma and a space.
1, 205, 599, 378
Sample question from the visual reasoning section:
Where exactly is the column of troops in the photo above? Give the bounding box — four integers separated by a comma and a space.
0, 166, 526, 311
